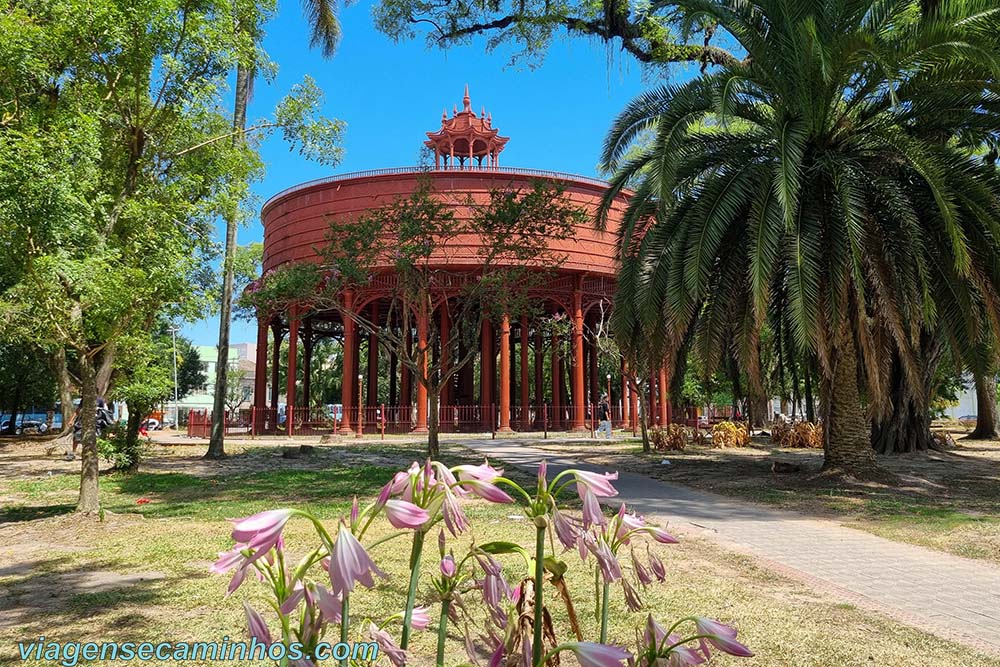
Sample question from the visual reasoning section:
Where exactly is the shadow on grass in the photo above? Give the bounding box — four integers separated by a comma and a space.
103, 467, 390, 520
0, 503, 75, 524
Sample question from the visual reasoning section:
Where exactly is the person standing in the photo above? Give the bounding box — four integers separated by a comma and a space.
597, 394, 612, 440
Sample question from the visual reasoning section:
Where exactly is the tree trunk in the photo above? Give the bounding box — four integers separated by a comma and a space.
637, 387, 650, 452
804, 356, 815, 422
77, 354, 101, 513
871, 356, 935, 454
967, 370, 1000, 439
207, 59, 251, 460
427, 389, 440, 458
54, 347, 75, 434
120, 404, 145, 472
4, 386, 21, 435
822, 327, 876, 474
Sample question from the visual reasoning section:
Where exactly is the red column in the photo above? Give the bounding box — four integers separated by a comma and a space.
340, 291, 356, 434
571, 289, 586, 431
253, 318, 269, 435
534, 327, 544, 428
520, 316, 529, 429
498, 314, 512, 432
659, 366, 669, 426
439, 306, 451, 423
367, 304, 379, 407
269, 321, 283, 420
401, 324, 412, 425
649, 374, 658, 426
285, 307, 299, 436
481, 319, 493, 430
551, 334, 561, 429
414, 307, 429, 433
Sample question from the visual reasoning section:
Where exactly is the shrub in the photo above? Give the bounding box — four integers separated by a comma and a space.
712, 421, 750, 448
771, 420, 823, 448
650, 424, 687, 451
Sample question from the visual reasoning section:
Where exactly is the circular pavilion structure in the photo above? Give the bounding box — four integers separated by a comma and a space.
250, 88, 674, 435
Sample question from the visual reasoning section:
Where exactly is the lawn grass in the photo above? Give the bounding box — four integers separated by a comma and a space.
2, 442, 999, 666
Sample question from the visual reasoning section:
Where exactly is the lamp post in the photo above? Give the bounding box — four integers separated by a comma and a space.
606, 373, 613, 427
357, 374, 364, 438
168, 326, 180, 430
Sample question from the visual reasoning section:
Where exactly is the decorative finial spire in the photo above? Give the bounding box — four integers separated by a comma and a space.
463, 84, 471, 112
442, 108, 448, 120
481, 106, 485, 118
453, 104, 458, 115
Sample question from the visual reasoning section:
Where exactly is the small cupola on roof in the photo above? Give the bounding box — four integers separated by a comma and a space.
425, 85, 510, 169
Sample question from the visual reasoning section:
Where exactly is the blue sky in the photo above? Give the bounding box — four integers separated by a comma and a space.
184, 1, 697, 346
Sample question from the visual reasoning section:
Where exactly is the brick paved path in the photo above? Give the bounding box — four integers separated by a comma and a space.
461, 438, 1000, 656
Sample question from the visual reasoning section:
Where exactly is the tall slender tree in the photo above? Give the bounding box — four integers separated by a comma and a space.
207, 0, 343, 458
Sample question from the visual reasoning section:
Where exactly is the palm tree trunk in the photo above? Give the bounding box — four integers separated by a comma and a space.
206, 60, 251, 460
871, 355, 935, 454
822, 326, 876, 474
77, 353, 100, 513
967, 370, 1000, 439
804, 356, 815, 422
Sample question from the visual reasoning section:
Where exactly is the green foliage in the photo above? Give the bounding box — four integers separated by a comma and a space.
604, 0, 1000, 458
371, 0, 737, 69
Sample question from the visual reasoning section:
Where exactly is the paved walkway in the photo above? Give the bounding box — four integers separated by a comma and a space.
461, 438, 1000, 657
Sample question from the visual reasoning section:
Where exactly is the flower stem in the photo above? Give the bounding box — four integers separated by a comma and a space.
532, 523, 545, 667
435, 598, 451, 667
599, 580, 610, 644
339, 593, 349, 667
401, 529, 426, 650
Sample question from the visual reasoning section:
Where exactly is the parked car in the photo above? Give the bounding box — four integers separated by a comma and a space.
958, 414, 978, 425
141, 418, 161, 431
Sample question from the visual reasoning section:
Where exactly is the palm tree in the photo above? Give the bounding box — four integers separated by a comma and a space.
207, 0, 342, 459
600, 0, 1000, 475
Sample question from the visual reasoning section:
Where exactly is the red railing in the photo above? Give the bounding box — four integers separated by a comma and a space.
185, 404, 636, 439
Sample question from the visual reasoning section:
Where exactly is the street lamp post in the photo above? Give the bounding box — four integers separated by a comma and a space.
168, 326, 180, 430
606, 373, 613, 426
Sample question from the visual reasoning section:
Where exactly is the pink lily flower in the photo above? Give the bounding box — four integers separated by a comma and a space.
667, 643, 707, 666
442, 488, 470, 536
551, 506, 581, 550
520, 636, 532, 667
646, 545, 667, 582
313, 584, 343, 623
409, 605, 431, 630
432, 462, 467, 497
565, 642, 631, 667
588, 538, 623, 583
210, 544, 248, 574
243, 602, 271, 644
632, 550, 653, 587
328, 522, 388, 596
383, 499, 430, 529
643, 615, 667, 648
462, 479, 514, 504
367, 622, 407, 667
647, 526, 679, 544
440, 554, 457, 578
231, 509, 294, 545
693, 618, 753, 657
621, 578, 643, 612
538, 459, 548, 485
453, 459, 504, 483
573, 470, 620, 498
351, 497, 360, 525
279, 582, 305, 614
488, 643, 505, 667
577, 531, 595, 562
581, 489, 606, 529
